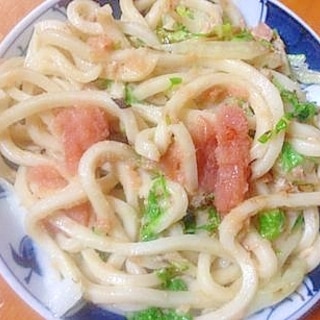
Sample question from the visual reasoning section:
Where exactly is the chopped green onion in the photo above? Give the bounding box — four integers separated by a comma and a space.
169, 77, 183, 87
275, 116, 289, 133
258, 130, 273, 144
258, 115, 289, 143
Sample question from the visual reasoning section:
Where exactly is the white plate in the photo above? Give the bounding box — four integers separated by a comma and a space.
1, 1, 320, 319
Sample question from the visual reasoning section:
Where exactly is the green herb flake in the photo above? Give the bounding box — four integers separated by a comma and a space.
257, 208, 286, 241
127, 307, 193, 320
280, 142, 305, 172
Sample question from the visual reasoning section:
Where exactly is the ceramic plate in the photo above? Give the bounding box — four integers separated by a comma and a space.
1, 1, 320, 319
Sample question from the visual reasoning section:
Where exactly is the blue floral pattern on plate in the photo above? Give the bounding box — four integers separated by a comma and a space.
10, 236, 42, 284
265, 1, 320, 71
1, 1, 320, 319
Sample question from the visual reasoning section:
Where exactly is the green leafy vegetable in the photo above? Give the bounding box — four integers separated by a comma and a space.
280, 89, 317, 122
183, 194, 220, 235
182, 209, 197, 234
212, 23, 234, 40
157, 264, 188, 291
233, 29, 255, 41
292, 214, 304, 230
93, 78, 112, 90
156, 23, 194, 44
259, 81, 318, 144
280, 142, 305, 172
124, 84, 139, 105
257, 208, 286, 241
140, 175, 170, 241
165, 278, 188, 291
127, 307, 193, 320
175, 5, 194, 19
273, 80, 317, 122
197, 207, 220, 233
213, 23, 253, 41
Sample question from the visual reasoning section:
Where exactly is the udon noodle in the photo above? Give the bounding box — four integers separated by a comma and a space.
1, 0, 320, 319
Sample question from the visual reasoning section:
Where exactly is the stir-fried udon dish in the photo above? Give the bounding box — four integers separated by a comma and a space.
1, 0, 320, 319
